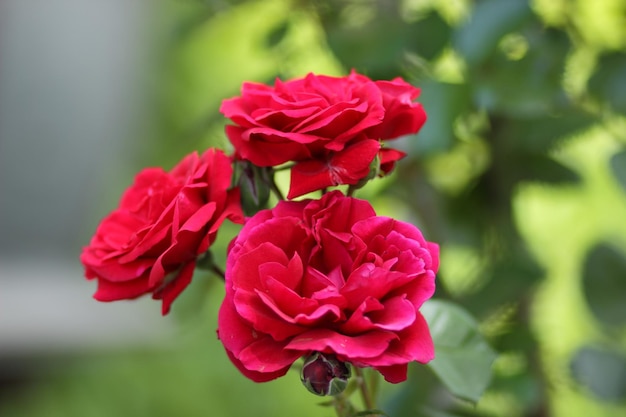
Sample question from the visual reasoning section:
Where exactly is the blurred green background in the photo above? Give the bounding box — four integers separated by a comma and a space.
1, 0, 626, 416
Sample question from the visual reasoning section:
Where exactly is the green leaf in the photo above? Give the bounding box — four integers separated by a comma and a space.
582, 243, 626, 326
381, 364, 442, 417
570, 345, 626, 402
421, 300, 498, 402
610, 149, 626, 193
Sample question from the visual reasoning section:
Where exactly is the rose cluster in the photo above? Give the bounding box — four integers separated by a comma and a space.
80, 71, 437, 387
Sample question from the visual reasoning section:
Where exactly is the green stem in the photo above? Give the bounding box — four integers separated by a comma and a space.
332, 392, 354, 417
272, 162, 296, 171
211, 264, 225, 281
354, 367, 378, 414
268, 171, 286, 201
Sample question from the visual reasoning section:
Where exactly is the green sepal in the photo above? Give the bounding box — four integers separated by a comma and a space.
234, 160, 272, 216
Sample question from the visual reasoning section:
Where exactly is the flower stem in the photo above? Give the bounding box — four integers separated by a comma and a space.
211, 264, 225, 280
268, 171, 286, 201
332, 391, 354, 417
354, 367, 378, 414
272, 162, 296, 171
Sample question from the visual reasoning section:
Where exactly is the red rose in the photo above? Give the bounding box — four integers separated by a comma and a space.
80, 148, 243, 315
218, 191, 438, 384
220, 71, 426, 198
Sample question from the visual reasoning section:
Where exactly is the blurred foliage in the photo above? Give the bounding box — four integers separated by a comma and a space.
0, 285, 324, 417
4, 0, 626, 416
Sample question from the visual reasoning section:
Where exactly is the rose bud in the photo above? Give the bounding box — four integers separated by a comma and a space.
234, 160, 272, 216
301, 352, 351, 396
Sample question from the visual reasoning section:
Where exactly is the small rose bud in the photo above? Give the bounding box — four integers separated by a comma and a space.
300, 352, 351, 396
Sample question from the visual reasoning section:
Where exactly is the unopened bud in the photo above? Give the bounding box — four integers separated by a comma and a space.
234, 161, 271, 216
300, 352, 351, 396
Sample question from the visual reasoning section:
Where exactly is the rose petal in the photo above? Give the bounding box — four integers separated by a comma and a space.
225, 125, 310, 166
223, 347, 289, 383
148, 202, 218, 287
258, 251, 304, 292
93, 273, 152, 301
369, 295, 416, 331
218, 289, 256, 356
340, 297, 384, 334
234, 289, 306, 340
374, 364, 408, 383
404, 270, 437, 309
287, 141, 380, 199
328, 139, 380, 184
83, 255, 154, 282
257, 283, 343, 326
341, 264, 410, 310
236, 217, 311, 258
361, 311, 435, 366
218, 292, 297, 382
286, 329, 397, 358
378, 147, 406, 175
288, 159, 333, 199
229, 242, 290, 292
236, 336, 302, 375
152, 261, 196, 315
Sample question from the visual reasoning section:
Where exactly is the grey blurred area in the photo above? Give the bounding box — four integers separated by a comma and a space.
0, 0, 172, 362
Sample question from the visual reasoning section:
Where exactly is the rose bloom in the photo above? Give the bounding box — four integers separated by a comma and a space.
220, 71, 426, 198
218, 191, 438, 383
80, 148, 243, 315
